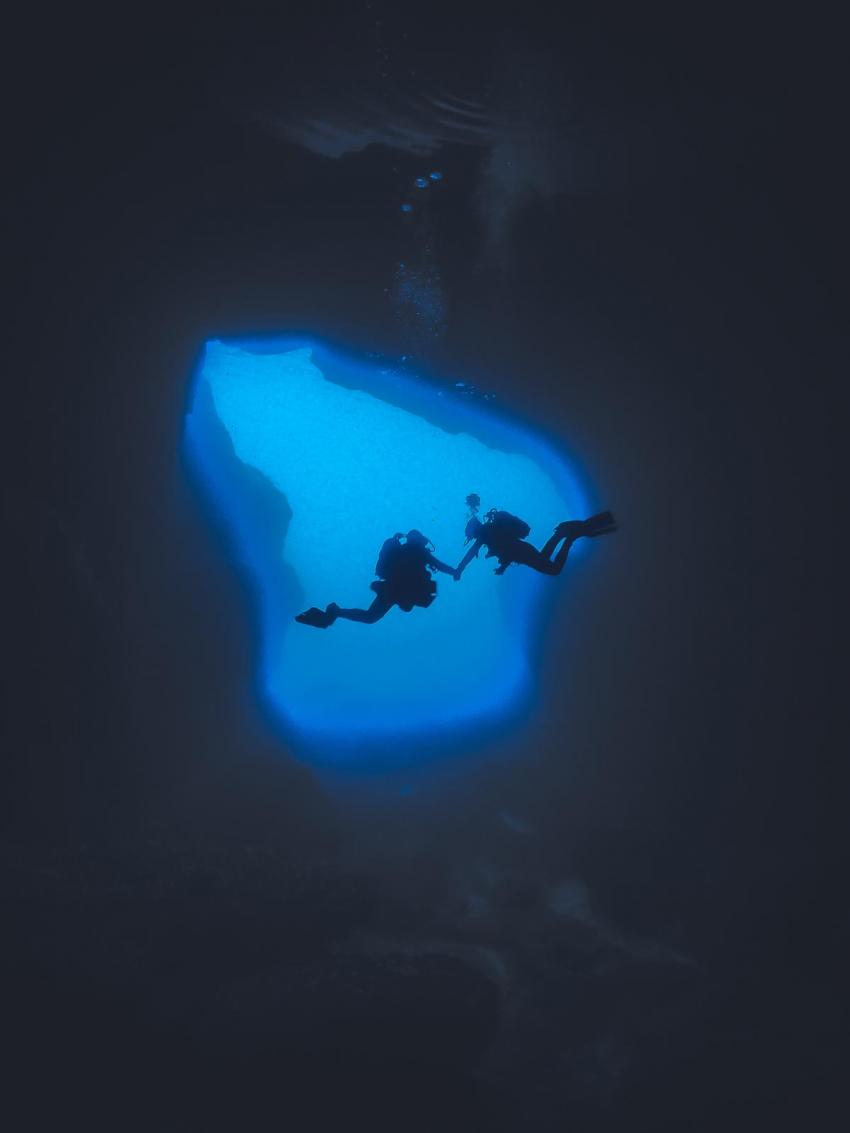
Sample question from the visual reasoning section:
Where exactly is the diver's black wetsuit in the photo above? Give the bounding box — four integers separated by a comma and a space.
457, 511, 617, 578
296, 532, 455, 628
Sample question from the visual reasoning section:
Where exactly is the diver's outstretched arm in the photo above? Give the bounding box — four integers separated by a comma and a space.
455, 539, 483, 579
427, 554, 456, 576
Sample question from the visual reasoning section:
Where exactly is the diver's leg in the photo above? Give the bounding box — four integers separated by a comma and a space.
511, 526, 587, 575
540, 531, 566, 558
551, 520, 590, 544
543, 514, 617, 564
509, 541, 561, 575
509, 513, 617, 579
540, 520, 590, 561
549, 535, 578, 574
327, 596, 393, 625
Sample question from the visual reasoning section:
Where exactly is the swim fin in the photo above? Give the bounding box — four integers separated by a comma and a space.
295, 606, 333, 629
584, 510, 617, 536
554, 512, 617, 540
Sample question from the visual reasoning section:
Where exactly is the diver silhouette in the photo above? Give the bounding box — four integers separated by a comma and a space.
295, 529, 457, 628
455, 493, 617, 579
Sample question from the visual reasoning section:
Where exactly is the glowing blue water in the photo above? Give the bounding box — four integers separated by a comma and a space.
184, 339, 587, 753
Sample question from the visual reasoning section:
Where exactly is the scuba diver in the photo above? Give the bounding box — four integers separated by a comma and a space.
295, 529, 457, 628
455, 493, 617, 579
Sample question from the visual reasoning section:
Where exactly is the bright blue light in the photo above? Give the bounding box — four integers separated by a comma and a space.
184, 338, 588, 758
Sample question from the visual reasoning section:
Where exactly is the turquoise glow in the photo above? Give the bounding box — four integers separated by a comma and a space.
184, 338, 588, 754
